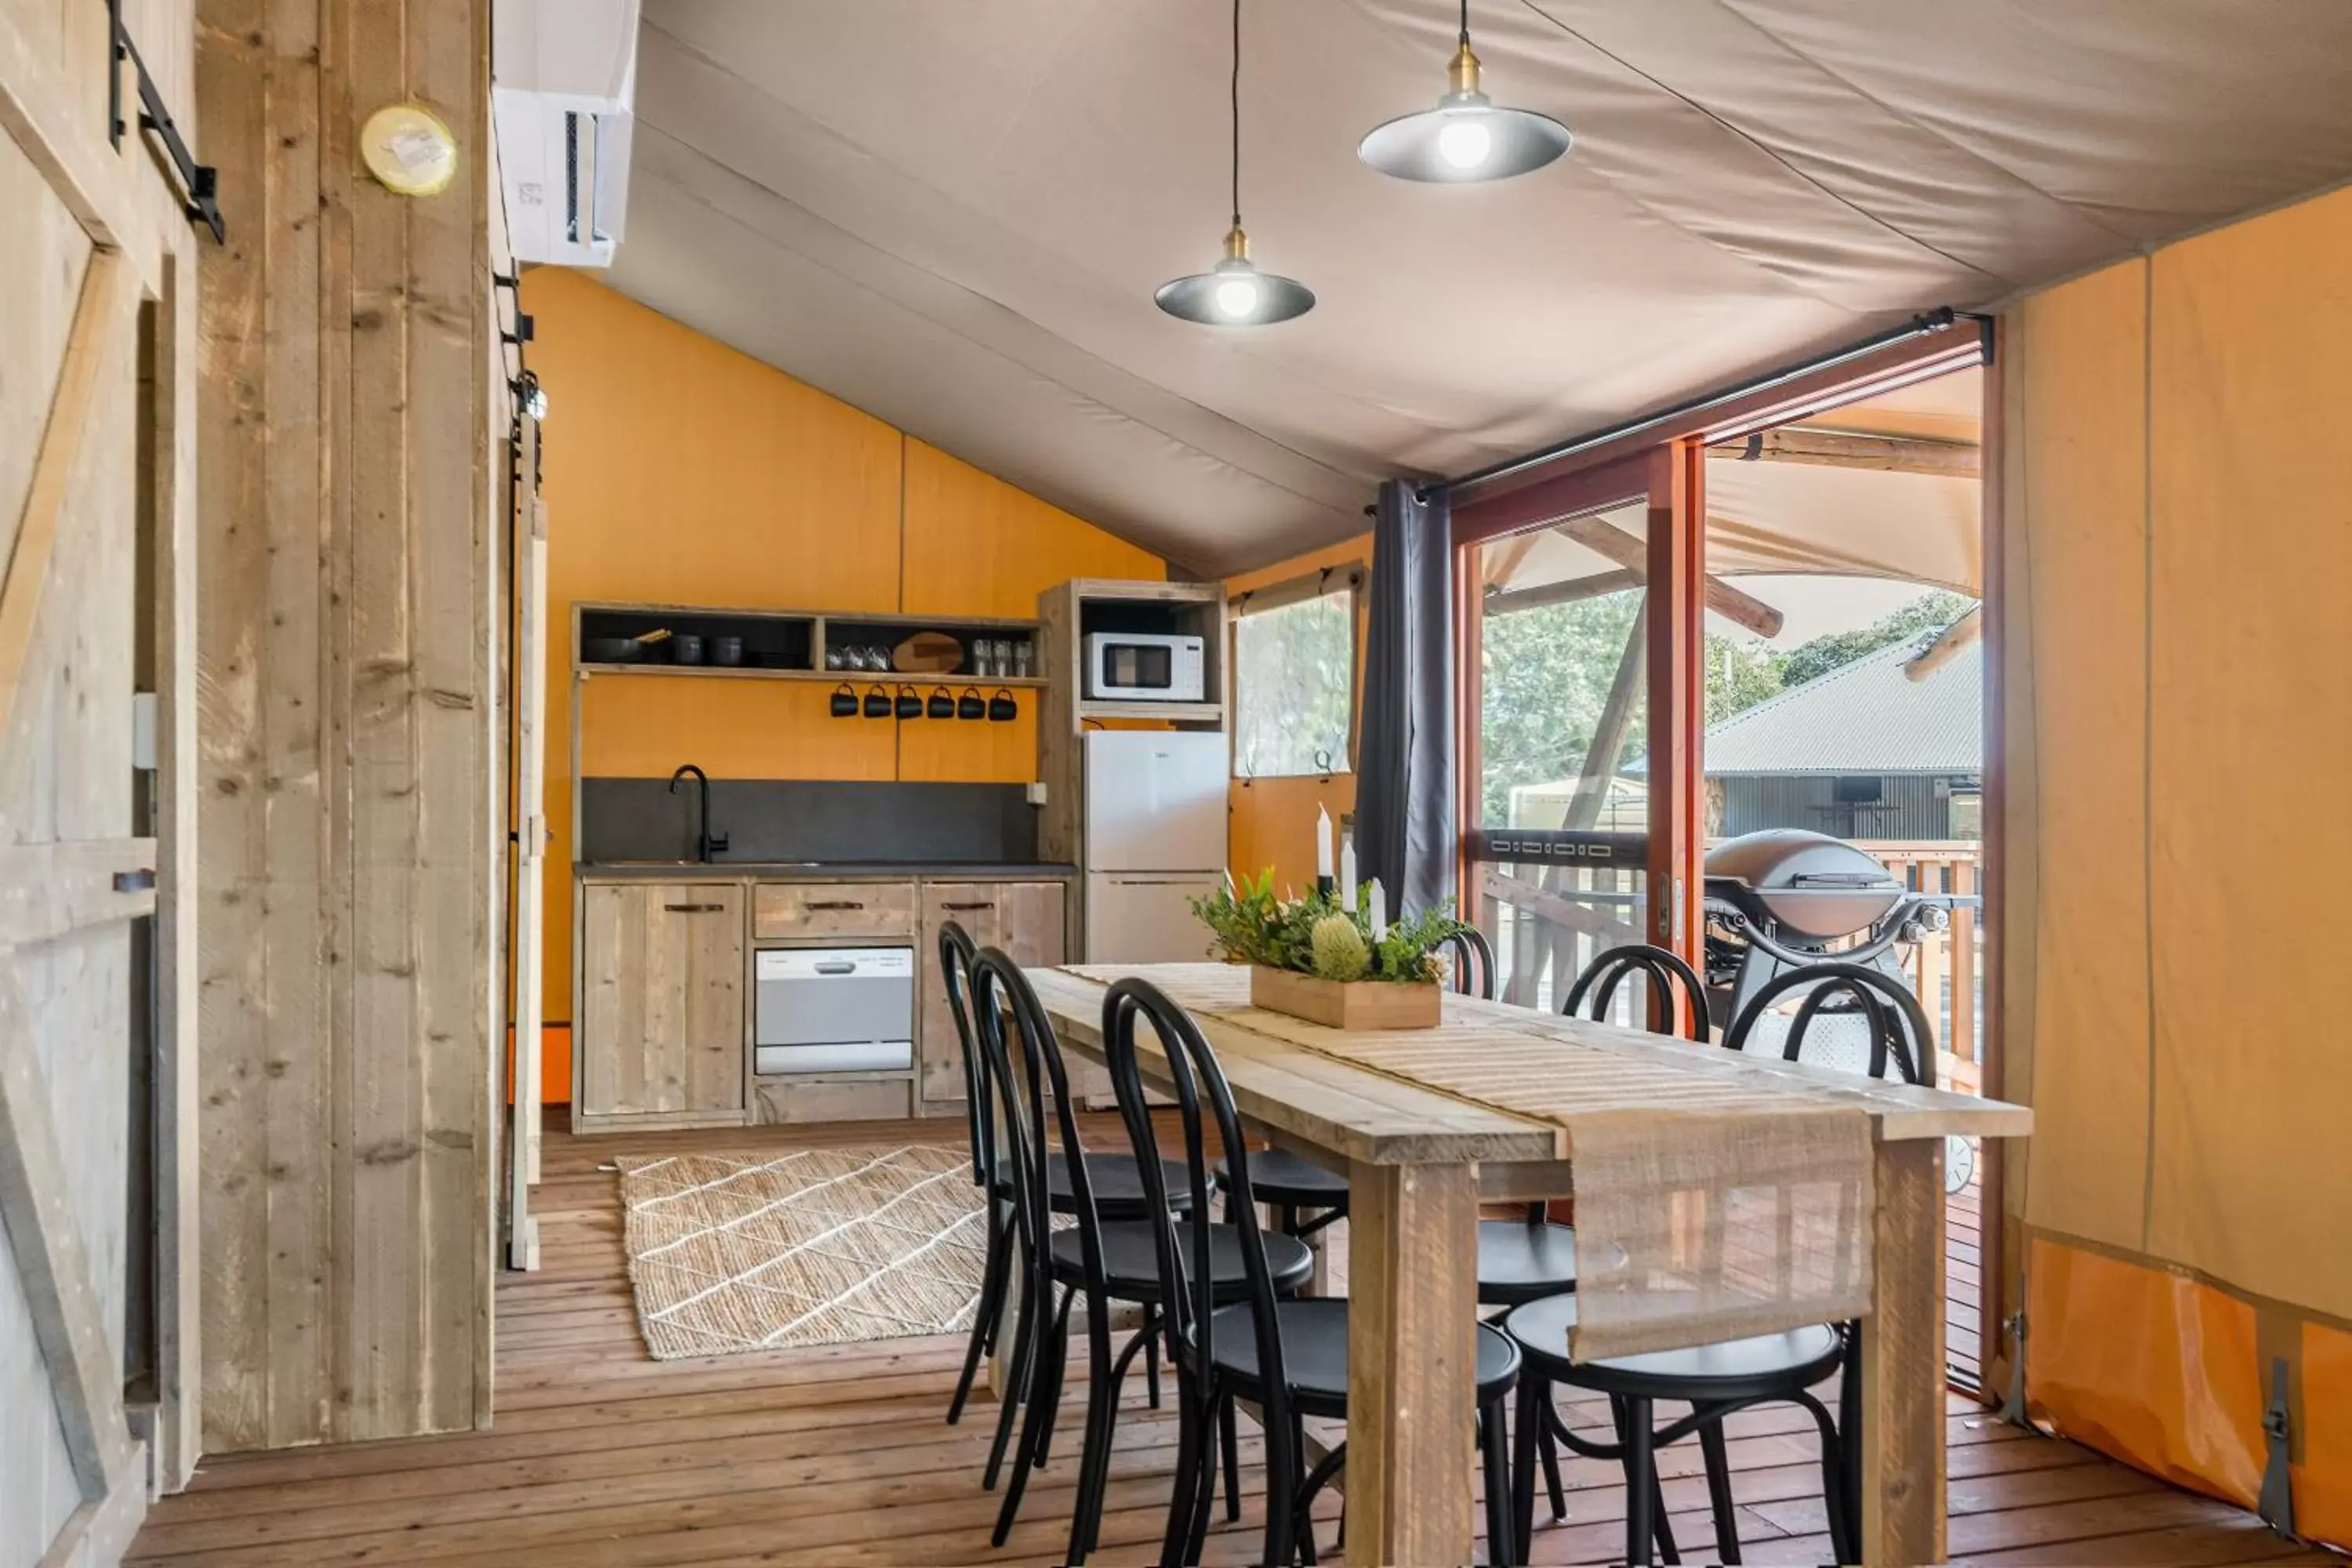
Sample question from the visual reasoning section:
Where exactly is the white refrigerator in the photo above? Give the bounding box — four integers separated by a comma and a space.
1083, 730, 1226, 963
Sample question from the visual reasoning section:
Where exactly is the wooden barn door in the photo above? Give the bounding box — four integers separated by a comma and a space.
1, 2, 204, 1554
508, 408, 548, 1269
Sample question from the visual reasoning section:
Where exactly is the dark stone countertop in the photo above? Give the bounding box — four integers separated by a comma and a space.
578, 859, 1078, 882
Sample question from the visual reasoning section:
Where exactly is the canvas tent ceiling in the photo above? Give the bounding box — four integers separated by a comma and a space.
608, 1, 2352, 575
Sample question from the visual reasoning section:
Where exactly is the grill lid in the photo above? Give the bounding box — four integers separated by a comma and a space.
1705, 829, 1900, 891
1704, 829, 1904, 942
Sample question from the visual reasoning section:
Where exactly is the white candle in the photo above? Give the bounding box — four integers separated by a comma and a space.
1339, 837, 1357, 911
1367, 878, 1388, 939
1315, 806, 1334, 883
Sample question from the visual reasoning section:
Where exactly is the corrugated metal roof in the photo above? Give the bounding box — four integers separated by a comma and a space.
1702, 632, 1982, 776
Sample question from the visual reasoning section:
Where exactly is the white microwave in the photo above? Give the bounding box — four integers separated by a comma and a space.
1085, 633, 1206, 702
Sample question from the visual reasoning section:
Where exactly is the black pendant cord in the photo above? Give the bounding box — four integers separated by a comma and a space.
1460, 0, 1472, 47
1229, 0, 1243, 229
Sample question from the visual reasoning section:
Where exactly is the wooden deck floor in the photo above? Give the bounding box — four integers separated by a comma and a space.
129, 1112, 2341, 1568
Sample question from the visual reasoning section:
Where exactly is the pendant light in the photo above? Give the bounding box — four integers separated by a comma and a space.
1155, 0, 1314, 327
1358, 0, 1571, 183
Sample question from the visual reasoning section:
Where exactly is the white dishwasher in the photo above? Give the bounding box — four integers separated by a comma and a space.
753, 947, 914, 1075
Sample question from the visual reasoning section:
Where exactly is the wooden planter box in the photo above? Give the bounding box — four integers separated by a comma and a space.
1249, 966, 1442, 1030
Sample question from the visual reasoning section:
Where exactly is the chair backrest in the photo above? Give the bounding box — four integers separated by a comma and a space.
1442, 925, 1498, 1000
1563, 942, 1711, 1041
1722, 960, 1934, 1087
937, 920, 989, 1185
1101, 977, 1301, 1551
969, 947, 1111, 1294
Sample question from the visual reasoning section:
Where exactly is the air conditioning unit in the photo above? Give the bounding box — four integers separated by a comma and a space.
492, 0, 640, 268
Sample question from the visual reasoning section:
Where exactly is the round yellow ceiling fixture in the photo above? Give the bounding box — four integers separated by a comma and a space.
360, 104, 457, 197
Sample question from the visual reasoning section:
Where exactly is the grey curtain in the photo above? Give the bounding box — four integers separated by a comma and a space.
1354, 478, 1455, 916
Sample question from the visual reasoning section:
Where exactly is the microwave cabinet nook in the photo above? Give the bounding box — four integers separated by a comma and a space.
572, 866, 1073, 1132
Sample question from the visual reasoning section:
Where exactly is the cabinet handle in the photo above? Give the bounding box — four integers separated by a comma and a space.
664, 902, 727, 913
941, 902, 995, 912
806, 900, 866, 911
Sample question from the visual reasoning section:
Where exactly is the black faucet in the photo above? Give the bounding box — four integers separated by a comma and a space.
668, 764, 728, 863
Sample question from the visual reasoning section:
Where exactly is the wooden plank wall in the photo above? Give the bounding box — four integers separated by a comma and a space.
2, 0, 203, 1556
194, 0, 496, 1450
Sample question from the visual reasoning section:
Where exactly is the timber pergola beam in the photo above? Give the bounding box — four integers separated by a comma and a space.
1556, 516, 1785, 637
1483, 567, 1641, 616
1714, 426, 1980, 480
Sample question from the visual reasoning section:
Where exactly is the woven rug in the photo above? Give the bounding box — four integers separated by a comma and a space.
615, 1145, 989, 1360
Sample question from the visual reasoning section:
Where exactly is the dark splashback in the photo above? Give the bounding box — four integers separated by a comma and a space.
579, 779, 1039, 866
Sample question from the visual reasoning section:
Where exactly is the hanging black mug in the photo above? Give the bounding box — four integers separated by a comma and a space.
927, 687, 955, 720
957, 689, 986, 720
862, 685, 891, 718
895, 686, 922, 720
988, 689, 1018, 723
829, 683, 858, 718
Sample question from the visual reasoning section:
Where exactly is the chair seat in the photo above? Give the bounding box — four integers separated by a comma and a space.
991, 1151, 1195, 1218
1502, 1292, 1843, 1402
1213, 1149, 1351, 1210
1475, 1218, 1583, 1306
1206, 1298, 1520, 1419
1049, 1221, 1315, 1301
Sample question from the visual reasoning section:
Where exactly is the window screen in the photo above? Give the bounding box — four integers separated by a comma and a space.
1232, 580, 1356, 779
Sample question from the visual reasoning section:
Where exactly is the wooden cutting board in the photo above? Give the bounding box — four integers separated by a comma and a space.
892, 631, 964, 674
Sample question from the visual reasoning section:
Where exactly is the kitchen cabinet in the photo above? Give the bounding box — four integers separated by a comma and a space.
578, 882, 746, 1121
752, 880, 920, 940
916, 880, 1068, 1106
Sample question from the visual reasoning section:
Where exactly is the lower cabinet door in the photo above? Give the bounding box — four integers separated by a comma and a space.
579, 882, 746, 1118
916, 880, 1068, 1107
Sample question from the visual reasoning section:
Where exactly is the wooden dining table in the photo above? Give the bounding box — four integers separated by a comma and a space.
1019, 962, 2032, 1568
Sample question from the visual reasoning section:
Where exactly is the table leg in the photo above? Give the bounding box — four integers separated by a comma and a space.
1345, 1160, 1480, 1567
1860, 1136, 1947, 1565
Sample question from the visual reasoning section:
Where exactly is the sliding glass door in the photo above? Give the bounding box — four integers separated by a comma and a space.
1462, 497, 1652, 1014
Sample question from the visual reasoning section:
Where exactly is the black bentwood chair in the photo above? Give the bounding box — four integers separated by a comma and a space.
969, 949, 1318, 1564
1561, 942, 1712, 1041
1444, 924, 1501, 1000
1726, 960, 1939, 1560
1486, 942, 1715, 1528
1102, 978, 1525, 1567
938, 922, 1195, 1429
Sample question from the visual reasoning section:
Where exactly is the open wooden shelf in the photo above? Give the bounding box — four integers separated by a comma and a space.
1077, 699, 1225, 724
572, 599, 1050, 691
578, 663, 1049, 688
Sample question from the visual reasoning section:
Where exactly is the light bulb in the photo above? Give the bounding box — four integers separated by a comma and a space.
1437, 114, 1493, 169
1213, 275, 1261, 320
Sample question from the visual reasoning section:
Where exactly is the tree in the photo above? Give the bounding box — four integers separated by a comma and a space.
1777, 590, 1976, 689
1477, 586, 1979, 826
1477, 589, 1642, 824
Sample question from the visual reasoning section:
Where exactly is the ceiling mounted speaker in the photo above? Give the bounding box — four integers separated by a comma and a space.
1359, 0, 1572, 183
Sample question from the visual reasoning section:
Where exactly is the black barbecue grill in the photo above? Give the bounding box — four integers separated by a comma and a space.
1702, 829, 1949, 1033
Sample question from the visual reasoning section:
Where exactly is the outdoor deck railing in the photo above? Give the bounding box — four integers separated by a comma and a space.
1472, 835, 1982, 1085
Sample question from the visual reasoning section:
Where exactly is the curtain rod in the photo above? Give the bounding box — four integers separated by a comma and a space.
1429, 307, 1984, 499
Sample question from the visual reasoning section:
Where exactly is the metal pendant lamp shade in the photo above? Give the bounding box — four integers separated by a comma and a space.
1359, 2, 1571, 183
1155, 0, 1314, 327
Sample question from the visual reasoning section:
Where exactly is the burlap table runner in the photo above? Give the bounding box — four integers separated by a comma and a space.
1065, 964, 1875, 1360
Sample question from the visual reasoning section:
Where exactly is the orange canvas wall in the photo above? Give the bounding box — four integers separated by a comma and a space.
523, 272, 1162, 1075
1224, 537, 1372, 892
2000, 183, 2352, 1546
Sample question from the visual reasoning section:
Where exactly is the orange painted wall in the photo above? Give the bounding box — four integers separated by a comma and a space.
524, 273, 1162, 1075
1224, 536, 1372, 894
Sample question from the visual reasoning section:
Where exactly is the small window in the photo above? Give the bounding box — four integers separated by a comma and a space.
1232, 568, 1361, 779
